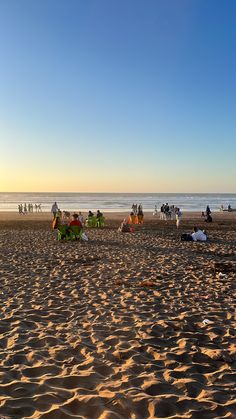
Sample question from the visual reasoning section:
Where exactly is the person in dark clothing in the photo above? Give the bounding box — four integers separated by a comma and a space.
205, 214, 212, 222
206, 205, 211, 216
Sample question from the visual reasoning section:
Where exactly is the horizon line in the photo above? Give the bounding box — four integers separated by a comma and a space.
1, 191, 236, 195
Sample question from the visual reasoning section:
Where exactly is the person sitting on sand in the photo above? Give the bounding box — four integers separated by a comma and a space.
205, 213, 212, 222
97, 210, 103, 218
191, 226, 207, 242
69, 213, 82, 230
128, 211, 136, 224
118, 219, 133, 233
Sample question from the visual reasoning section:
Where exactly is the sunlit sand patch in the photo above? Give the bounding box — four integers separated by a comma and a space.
0, 213, 235, 417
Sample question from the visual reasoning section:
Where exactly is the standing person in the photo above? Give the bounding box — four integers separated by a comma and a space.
24, 203, 27, 214
206, 205, 211, 216
175, 208, 182, 229
205, 205, 212, 222
164, 203, 170, 220
137, 205, 144, 224
51, 202, 59, 219
160, 204, 164, 219
38, 203, 42, 212
170, 205, 175, 219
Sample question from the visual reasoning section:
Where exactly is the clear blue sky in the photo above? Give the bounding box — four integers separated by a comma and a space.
1, 0, 235, 192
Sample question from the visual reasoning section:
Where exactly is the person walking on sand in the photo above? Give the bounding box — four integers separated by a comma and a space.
175, 207, 182, 229
51, 202, 59, 219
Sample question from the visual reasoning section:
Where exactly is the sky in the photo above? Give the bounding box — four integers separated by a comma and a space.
0, 0, 236, 193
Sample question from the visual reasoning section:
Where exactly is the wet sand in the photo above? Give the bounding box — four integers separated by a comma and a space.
0, 211, 235, 418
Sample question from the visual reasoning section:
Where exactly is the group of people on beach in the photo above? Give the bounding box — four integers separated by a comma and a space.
160, 203, 180, 220
51, 202, 106, 239
131, 203, 143, 215
220, 204, 233, 212
18, 203, 42, 214
129, 203, 144, 224
153, 204, 183, 228
153, 203, 180, 221
52, 212, 85, 240
49, 200, 214, 243
117, 204, 144, 232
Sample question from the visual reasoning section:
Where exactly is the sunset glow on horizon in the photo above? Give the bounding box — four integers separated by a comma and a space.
1, 0, 236, 193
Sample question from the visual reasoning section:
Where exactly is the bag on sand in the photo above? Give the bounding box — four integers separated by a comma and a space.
81, 232, 89, 241
181, 233, 193, 241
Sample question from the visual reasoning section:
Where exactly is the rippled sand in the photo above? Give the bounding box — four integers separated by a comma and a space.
0, 212, 235, 418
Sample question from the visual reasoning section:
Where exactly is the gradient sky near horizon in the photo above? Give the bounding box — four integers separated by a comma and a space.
1, 0, 236, 193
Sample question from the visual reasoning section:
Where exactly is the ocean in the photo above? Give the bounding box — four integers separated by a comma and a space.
0, 193, 235, 213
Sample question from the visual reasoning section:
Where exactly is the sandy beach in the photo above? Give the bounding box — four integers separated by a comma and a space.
0, 211, 235, 418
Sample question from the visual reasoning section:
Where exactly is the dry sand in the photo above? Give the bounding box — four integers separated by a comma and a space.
0, 211, 235, 418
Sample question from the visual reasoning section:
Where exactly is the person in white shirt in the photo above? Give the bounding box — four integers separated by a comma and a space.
191, 226, 207, 242
51, 202, 59, 219
175, 207, 182, 229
